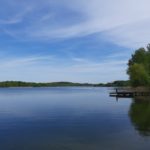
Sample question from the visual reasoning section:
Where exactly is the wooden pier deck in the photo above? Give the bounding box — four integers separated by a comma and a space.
109, 88, 150, 98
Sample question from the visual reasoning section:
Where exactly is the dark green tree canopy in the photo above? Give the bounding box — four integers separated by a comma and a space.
127, 44, 150, 87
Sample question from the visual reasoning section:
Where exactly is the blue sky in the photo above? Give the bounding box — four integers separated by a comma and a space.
0, 0, 149, 83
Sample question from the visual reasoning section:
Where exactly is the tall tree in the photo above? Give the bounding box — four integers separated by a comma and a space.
127, 44, 150, 87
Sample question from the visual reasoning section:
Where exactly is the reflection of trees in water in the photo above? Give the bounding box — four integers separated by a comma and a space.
129, 97, 150, 136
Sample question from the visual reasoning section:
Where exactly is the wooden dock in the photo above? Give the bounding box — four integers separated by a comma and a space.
109, 88, 150, 98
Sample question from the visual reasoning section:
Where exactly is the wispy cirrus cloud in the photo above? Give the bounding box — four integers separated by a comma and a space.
0, 2, 32, 25
1, 0, 150, 48
0, 55, 54, 68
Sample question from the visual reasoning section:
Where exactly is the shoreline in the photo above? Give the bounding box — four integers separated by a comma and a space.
0, 80, 129, 88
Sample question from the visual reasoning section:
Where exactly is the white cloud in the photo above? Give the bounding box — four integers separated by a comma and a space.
104, 19, 150, 48
0, 3, 32, 25
0, 55, 54, 68
1, 0, 150, 47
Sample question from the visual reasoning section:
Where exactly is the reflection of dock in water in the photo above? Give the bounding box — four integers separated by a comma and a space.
109, 88, 150, 98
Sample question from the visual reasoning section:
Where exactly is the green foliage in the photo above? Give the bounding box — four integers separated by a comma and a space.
127, 44, 150, 87
0, 81, 93, 87
104, 80, 130, 87
128, 48, 147, 66
128, 64, 149, 87
0, 80, 129, 87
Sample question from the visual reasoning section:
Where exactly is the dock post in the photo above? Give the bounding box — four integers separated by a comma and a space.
116, 88, 118, 94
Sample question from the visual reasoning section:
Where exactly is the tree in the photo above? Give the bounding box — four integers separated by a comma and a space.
127, 44, 150, 87
127, 64, 149, 87
128, 48, 147, 67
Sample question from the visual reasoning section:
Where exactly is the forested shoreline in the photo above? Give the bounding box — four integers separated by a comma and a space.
0, 80, 129, 87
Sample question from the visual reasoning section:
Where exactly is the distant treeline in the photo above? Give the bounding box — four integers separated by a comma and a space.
103, 80, 130, 87
0, 80, 130, 87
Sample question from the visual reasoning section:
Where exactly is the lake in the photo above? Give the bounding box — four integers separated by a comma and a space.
0, 87, 150, 150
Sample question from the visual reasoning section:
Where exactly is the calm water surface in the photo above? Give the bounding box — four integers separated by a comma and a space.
0, 87, 150, 150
